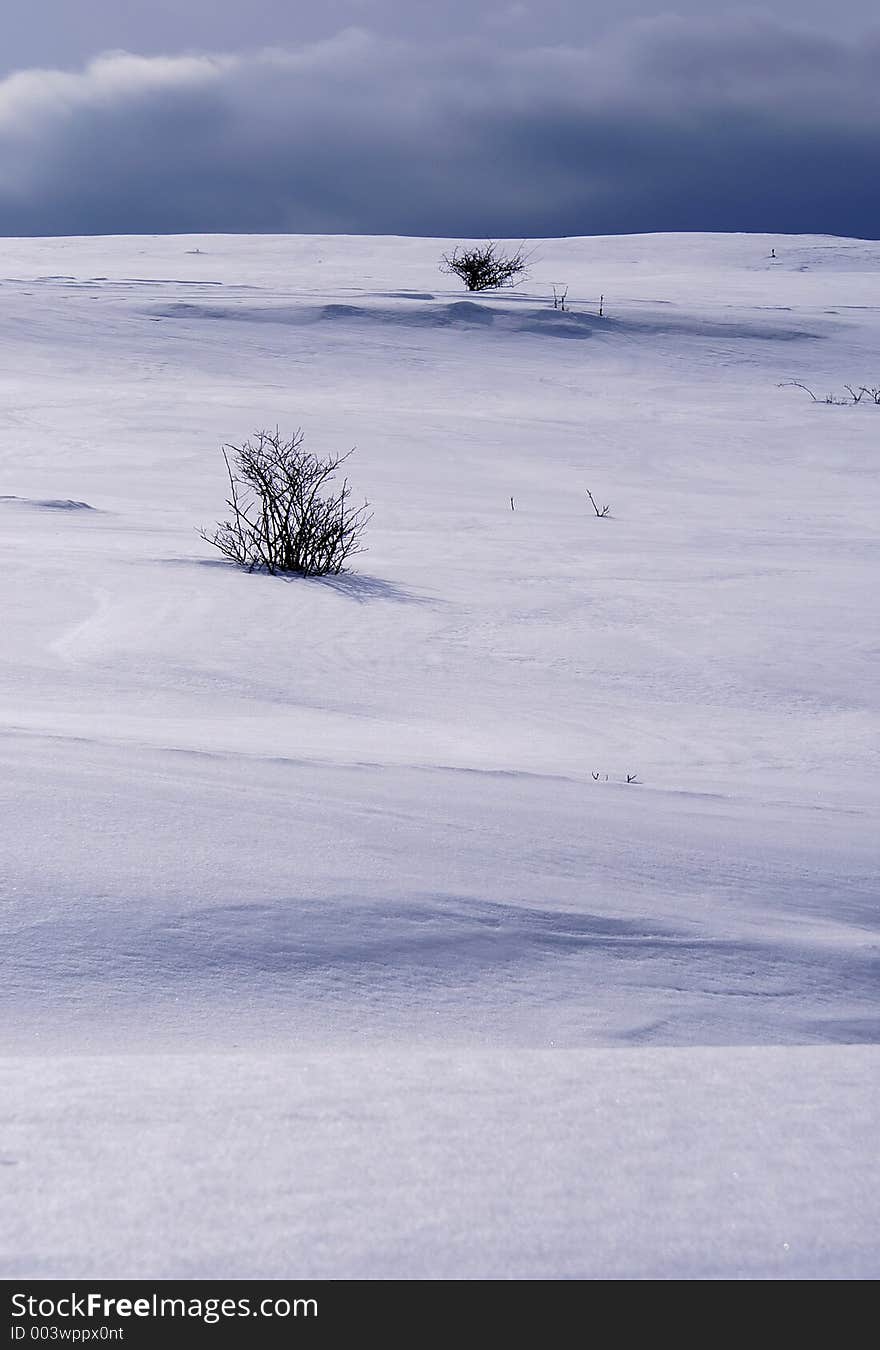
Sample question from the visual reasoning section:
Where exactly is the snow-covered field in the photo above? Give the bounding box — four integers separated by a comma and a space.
1, 232, 877, 1278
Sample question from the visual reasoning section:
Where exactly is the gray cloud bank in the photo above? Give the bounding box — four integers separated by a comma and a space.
0, 18, 878, 239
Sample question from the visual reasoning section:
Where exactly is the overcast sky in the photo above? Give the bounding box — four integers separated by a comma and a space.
1, 2, 878, 238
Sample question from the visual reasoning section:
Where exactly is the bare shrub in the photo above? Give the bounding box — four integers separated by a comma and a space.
779, 380, 880, 406
200, 429, 370, 576
440, 241, 529, 292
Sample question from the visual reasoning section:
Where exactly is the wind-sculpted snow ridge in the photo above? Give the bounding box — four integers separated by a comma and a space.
149, 297, 823, 344
5, 889, 878, 1051
3, 743, 877, 1054
0, 495, 95, 510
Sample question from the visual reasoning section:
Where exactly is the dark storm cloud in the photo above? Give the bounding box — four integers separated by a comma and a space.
0, 18, 878, 239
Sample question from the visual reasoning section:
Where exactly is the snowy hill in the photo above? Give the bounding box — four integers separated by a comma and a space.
1, 232, 878, 1278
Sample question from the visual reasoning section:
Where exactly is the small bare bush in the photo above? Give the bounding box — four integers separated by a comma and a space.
200, 429, 370, 576
440, 241, 529, 292
779, 380, 880, 406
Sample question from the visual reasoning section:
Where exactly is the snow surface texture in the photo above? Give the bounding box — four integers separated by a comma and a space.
1, 232, 877, 1278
